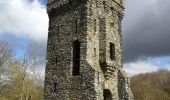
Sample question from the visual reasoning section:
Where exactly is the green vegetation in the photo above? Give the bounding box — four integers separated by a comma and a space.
131, 70, 170, 100
1, 39, 170, 100
0, 40, 45, 100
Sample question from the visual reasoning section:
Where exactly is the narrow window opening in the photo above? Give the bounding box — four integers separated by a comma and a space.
73, 40, 80, 75
75, 20, 78, 34
94, 19, 97, 33
103, 1, 106, 10
54, 82, 57, 92
56, 57, 57, 64
97, 72, 100, 85
57, 26, 60, 36
94, 48, 96, 57
110, 23, 114, 29
110, 23, 114, 32
110, 42, 115, 60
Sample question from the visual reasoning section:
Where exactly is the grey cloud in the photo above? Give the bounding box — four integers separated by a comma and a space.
122, 0, 170, 62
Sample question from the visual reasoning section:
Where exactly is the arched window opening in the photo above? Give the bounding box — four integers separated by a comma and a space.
103, 89, 112, 100
73, 40, 80, 75
110, 42, 115, 60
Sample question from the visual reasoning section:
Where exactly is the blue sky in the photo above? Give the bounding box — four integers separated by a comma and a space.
40, 0, 47, 5
0, 0, 170, 76
0, 33, 29, 58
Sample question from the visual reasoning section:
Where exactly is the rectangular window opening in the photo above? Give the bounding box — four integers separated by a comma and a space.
94, 19, 97, 33
110, 42, 115, 60
73, 40, 80, 75
54, 82, 57, 92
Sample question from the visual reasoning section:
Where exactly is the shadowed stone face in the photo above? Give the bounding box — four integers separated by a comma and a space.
44, 0, 133, 100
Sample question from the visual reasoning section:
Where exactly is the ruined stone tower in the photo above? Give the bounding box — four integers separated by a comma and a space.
44, 0, 133, 100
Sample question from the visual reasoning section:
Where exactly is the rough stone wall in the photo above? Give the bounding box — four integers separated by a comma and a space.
44, 1, 89, 99
118, 69, 134, 100
44, 0, 133, 100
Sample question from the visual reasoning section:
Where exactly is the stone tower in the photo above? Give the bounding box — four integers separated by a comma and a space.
44, 0, 133, 100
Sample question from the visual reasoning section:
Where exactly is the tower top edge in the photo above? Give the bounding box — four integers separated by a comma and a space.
46, 0, 124, 14
47, 0, 124, 8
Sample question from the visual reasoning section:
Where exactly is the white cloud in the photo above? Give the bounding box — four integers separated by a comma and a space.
124, 61, 159, 76
168, 67, 170, 71
165, 64, 170, 71
0, 0, 48, 41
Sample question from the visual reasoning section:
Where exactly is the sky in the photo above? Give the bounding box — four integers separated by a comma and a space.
0, 0, 170, 76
